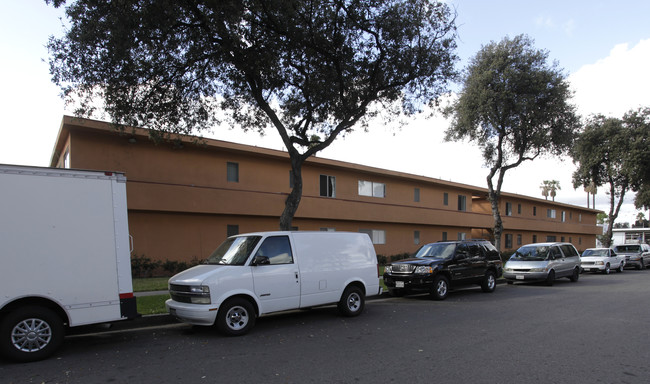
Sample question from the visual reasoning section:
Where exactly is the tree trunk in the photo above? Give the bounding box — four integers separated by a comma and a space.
488, 189, 503, 251
602, 181, 626, 248
279, 155, 304, 230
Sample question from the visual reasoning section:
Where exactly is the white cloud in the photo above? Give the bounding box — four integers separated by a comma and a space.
570, 38, 650, 117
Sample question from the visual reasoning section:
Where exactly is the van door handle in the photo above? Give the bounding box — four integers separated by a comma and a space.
295, 272, 299, 280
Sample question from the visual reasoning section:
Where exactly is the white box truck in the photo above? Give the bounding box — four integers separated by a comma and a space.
166, 231, 381, 335
0, 164, 136, 362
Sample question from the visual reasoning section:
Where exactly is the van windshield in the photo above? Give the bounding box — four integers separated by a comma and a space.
414, 243, 456, 259
510, 245, 550, 261
206, 236, 262, 265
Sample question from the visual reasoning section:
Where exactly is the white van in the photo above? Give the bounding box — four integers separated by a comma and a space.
166, 231, 381, 335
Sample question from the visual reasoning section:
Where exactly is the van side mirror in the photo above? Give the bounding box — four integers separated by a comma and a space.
252, 255, 270, 266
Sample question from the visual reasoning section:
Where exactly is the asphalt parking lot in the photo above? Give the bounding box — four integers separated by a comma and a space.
2, 270, 650, 384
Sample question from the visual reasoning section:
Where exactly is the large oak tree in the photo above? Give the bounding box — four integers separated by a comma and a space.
572, 108, 650, 247
46, 0, 458, 230
444, 35, 580, 251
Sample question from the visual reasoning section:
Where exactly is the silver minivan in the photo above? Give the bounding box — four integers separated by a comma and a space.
504, 242, 581, 286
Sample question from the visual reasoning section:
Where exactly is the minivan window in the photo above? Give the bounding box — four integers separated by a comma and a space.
511, 245, 553, 261
206, 236, 262, 265
415, 243, 456, 259
559, 244, 578, 257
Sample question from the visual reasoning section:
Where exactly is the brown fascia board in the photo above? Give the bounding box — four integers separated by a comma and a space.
50, 115, 601, 214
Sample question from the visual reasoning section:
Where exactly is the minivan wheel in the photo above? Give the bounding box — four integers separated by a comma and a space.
216, 298, 256, 336
570, 268, 580, 282
338, 285, 365, 317
481, 271, 497, 293
0, 306, 64, 363
545, 270, 555, 286
430, 276, 449, 300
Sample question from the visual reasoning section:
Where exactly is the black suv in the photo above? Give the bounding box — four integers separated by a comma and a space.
383, 240, 503, 300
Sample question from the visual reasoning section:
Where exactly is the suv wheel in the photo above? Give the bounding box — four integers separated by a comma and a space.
481, 271, 497, 293
430, 275, 449, 301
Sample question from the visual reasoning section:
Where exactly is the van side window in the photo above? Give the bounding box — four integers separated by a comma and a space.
255, 236, 294, 265
559, 244, 578, 257
550, 247, 562, 259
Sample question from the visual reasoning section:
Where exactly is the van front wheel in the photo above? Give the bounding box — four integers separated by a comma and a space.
216, 298, 256, 336
338, 286, 365, 317
0, 306, 64, 362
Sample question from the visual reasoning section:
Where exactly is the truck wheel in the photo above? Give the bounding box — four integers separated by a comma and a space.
0, 306, 64, 362
216, 298, 256, 336
338, 285, 365, 317
481, 271, 497, 293
430, 276, 449, 300
617, 263, 624, 273
603, 264, 610, 275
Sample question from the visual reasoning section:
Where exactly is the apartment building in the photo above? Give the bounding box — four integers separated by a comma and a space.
50, 116, 601, 262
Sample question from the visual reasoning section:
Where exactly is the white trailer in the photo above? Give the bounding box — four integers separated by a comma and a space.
0, 164, 136, 362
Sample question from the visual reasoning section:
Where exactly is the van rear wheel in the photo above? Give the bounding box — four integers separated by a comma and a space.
0, 306, 64, 362
338, 286, 365, 317
216, 298, 256, 336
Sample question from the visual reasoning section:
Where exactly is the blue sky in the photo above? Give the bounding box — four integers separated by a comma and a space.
1, 0, 649, 224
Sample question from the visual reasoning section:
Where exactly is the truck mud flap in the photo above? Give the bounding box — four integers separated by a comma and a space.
120, 295, 138, 319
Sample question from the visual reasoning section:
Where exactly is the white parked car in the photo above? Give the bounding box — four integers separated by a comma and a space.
580, 248, 625, 274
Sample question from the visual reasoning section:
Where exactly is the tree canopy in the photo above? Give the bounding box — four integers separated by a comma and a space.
46, 0, 459, 229
444, 34, 580, 250
572, 108, 650, 246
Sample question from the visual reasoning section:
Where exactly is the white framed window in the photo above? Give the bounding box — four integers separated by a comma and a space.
359, 229, 386, 245
358, 180, 385, 198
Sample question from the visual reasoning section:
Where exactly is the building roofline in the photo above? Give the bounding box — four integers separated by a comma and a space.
52, 115, 601, 214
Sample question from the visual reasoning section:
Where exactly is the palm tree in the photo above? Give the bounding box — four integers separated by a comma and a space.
548, 180, 561, 201
540, 181, 550, 200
